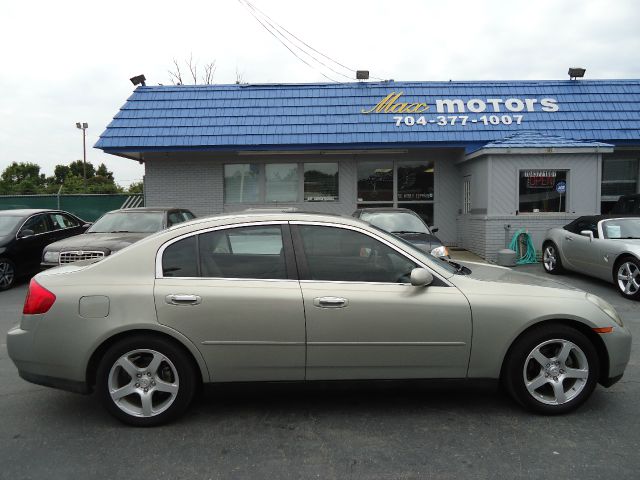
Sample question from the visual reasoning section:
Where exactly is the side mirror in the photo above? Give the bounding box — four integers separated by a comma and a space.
580, 230, 594, 240
430, 227, 439, 233
17, 229, 35, 239
410, 268, 434, 287
82, 223, 93, 229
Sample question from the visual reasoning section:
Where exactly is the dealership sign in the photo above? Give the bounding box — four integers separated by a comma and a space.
361, 92, 559, 127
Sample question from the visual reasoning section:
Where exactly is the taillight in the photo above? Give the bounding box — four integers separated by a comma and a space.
23, 279, 56, 315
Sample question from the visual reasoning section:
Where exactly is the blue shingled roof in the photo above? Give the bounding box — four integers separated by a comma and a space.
95, 80, 640, 153
479, 131, 614, 149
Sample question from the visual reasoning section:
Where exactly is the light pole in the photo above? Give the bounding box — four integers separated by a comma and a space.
75, 122, 88, 188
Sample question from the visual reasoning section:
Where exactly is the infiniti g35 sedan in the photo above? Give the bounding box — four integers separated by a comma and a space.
543, 216, 640, 299
7, 212, 631, 426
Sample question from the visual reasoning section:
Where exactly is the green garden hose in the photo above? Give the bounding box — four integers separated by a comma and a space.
508, 229, 538, 264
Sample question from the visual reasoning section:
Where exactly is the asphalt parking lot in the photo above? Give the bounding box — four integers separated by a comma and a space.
1, 264, 639, 480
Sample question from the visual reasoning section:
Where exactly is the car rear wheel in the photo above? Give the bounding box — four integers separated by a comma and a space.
503, 324, 599, 414
0, 257, 16, 291
614, 256, 640, 300
96, 335, 197, 426
542, 242, 563, 275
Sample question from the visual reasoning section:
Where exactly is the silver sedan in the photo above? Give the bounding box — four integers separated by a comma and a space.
7, 212, 632, 426
543, 216, 640, 299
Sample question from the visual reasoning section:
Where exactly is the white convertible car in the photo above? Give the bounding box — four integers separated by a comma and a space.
542, 216, 640, 299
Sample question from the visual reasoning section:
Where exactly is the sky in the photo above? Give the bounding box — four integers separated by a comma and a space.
0, 0, 639, 187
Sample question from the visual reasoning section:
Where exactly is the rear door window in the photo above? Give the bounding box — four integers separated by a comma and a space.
161, 225, 289, 280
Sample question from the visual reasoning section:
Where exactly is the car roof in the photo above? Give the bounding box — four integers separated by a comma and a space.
0, 208, 59, 217
355, 208, 418, 214
110, 207, 189, 213
169, 211, 366, 230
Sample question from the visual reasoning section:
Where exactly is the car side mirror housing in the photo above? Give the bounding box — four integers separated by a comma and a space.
430, 227, 439, 233
580, 230, 594, 240
82, 223, 93, 229
18, 229, 35, 239
410, 268, 434, 287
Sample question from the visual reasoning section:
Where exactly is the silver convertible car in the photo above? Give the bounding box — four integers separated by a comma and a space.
7, 212, 631, 426
542, 216, 640, 300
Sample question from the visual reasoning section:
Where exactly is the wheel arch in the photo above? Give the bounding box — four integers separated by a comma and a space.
86, 328, 210, 391
499, 318, 610, 385
611, 253, 639, 279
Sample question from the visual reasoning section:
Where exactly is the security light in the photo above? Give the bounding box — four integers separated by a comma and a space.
356, 70, 370, 80
130, 74, 147, 86
568, 68, 586, 80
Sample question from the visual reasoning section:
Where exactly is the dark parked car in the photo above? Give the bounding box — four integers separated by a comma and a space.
41, 207, 195, 267
0, 209, 89, 290
353, 208, 448, 257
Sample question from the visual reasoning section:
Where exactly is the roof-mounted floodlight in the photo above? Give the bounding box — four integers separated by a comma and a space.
356, 70, 369, 80
568, 68, 586, 80
130, 74, 147, 86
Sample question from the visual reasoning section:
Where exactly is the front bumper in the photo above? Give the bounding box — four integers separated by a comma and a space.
600, 324, 632, 387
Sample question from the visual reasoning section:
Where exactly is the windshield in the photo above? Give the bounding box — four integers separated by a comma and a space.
601, 218, 640, 239
360, 211, 430, 234
0, 216, 23, 235
87, 211, 164, 233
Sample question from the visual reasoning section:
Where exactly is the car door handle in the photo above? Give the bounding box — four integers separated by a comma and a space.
165, 294, 202, 306
565, 236, 573, 241
313, 297, 348, 308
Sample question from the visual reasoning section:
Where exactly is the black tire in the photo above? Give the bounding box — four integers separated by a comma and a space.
503, 324, 599, 415
96, 335, 198, 427
0, 257, 16, 291
613, 256, 640, 300
542, 242, 564, 275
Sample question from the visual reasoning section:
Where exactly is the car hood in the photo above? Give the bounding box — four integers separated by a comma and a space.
0, 235, 11, 248
44, 232, 150, 253
451, 261, 583, 297
395, 232, 443, 251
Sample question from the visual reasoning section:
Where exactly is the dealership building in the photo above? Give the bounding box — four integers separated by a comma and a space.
96, 79, 640, 260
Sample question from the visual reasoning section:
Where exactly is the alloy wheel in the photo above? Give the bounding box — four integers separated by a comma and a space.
522, 338, 589, 405
0, 260, 15, 288
617, 261, 640, 296
543, 246, 556, 272
107, 349, 180, 418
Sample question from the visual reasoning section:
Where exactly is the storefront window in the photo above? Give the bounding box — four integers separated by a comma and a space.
224, 164, 259, 203
304, 163, 338, 201
266, 164, 298, 202
602, 158, 638, 197
397, 161, 434, 201
519, 170, 568, 213
357, 161, 393, 202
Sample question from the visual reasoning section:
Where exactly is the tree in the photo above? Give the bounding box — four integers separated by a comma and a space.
96, 163, 114, 181
68, 160, 96, 179
127, 181, 144, 194
0, 162, 45, 194
168, 55, 216, 85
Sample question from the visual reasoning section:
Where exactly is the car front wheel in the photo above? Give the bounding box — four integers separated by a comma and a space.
542, 242, 563, 275
614, 256, 640, 300
503, 324, 599, 414
96, 335, 197, 426
0, 257, 16, 291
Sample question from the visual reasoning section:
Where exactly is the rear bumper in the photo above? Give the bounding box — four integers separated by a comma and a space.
18, 370, 90, 394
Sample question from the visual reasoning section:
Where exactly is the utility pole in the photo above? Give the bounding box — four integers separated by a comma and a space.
75, 122, 88, 188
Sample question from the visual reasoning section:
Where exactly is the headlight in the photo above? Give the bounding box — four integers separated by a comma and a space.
586, 293, 624, 326
43, 251, 60, 264
430, 245, 449, 258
